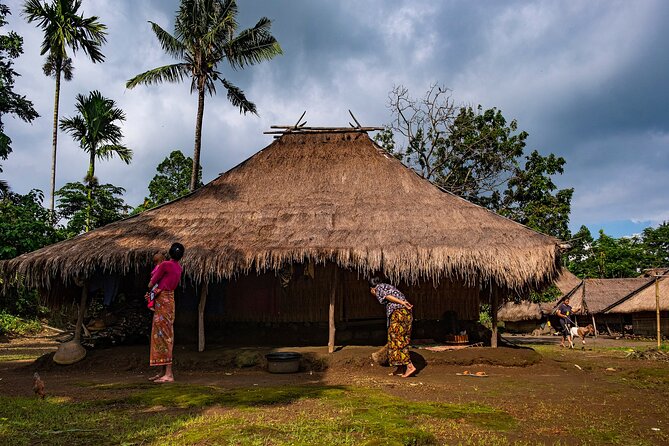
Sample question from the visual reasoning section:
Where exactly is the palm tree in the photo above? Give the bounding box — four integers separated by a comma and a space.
23, 0, 107, 212
60, 90, 132, 232
127, 0, 282, 191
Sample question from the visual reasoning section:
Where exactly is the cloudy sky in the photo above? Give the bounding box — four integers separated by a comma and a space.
4, 0, 669, 238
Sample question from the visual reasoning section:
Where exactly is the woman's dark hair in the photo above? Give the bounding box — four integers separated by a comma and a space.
368, 276, 381, 288
169, 242, 185, 261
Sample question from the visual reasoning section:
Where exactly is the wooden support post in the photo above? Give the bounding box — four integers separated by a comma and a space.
73, 282, 88, 343
490, 289, 498, 348
656, 277, 661, 349
328, 267, 338, 353
591, 314, 598, 338
198, 281, 209, 352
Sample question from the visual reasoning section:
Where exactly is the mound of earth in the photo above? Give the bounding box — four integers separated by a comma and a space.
26, 344, 541, 374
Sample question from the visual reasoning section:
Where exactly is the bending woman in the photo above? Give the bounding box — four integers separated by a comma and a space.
148, 242, 184, 383
369, 277, 416, 378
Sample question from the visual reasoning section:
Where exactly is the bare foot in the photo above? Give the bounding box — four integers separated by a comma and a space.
148, 374, 163, 381
154, 376, 174, 383
388, 366, 405, 376
401, 364, 416, 378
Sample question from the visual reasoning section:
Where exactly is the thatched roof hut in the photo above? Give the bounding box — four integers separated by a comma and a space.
1, 129, 566, 349
603, 272, 669, 314
1, 131, 561, 291
497, 269, 581, 323
566, 278, 652, 315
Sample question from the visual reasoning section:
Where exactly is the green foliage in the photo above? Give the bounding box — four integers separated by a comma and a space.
376, 84, 572, 240
0, 272, 49, 317
528, 284, 563, 304
22, 0, 107, 64
59, 90, 131, 231
134, 150, 201, 213
56, 181, 130, 236
642, 222, 669, 267
0, 189, 61, 259
0, 311, 41, 336
0, 3, 38, 165
498, 150, 574, 240
0, 385, 516, 445
565, 225, 667, 279
479, 303, 492, 329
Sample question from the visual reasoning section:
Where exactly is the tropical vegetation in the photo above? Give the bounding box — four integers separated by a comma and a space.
127, 0, 282, 191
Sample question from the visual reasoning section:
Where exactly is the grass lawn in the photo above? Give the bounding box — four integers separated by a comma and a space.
0, 384, 517, 446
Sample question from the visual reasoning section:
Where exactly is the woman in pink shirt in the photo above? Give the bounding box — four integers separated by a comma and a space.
148, 242, 184, 383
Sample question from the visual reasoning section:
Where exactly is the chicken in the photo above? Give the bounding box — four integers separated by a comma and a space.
33, 372, 46, 399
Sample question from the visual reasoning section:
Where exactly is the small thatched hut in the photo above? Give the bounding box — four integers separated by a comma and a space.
1, 129, 562, 349
497, 269, 581, 333
556, 277, 652, 334
603, 270, 669, 336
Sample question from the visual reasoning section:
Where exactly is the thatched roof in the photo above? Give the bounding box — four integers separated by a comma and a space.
497, 268, 581, 322
1, 131, 562, 289
497, 301, 543, 322
565, 278, 652, 314
554, 269, 582, 295
603, 270, 669, 314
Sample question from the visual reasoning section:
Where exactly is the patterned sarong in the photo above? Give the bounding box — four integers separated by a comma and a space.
150, 290, 175, 366
388, 308, 413, 366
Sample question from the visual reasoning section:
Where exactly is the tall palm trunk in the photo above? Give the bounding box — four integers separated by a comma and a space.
49, 68, 62, 212
190, 85, 205, 191
85, 150, 96, 232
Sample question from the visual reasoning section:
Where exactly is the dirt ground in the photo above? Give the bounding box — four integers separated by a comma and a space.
1, 332, 668, 445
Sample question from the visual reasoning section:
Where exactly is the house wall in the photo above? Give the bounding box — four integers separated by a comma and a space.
173, 263, 482, 345
631, 311, 669, 337
503, 320, 542, 334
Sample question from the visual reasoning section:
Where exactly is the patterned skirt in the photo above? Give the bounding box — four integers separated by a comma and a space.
150, 290, 175, 367
388, 308, 413, 366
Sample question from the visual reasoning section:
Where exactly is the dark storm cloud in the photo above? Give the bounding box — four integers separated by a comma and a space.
3, 0, 668, 236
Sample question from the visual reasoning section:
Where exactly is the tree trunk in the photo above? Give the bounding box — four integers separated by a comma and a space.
85, 151, 96, 232
73, 283, 88, 343
190, 86, 205, 191
49, 69, 62, 212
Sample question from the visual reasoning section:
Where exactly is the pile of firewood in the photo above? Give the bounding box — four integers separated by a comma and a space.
625, 348, 669, 362
81, 299, 152, 348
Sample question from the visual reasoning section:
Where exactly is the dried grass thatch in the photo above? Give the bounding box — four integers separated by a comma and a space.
604, 274, 669, 314
567, 278, 652, 314
497, 269, 581, 322
554, 269, 581, 295
497, 301, 543, 322
1, 131, 561, 290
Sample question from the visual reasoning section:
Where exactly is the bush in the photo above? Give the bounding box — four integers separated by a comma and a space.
0, 312, 41, 336
0, 274, 48, 318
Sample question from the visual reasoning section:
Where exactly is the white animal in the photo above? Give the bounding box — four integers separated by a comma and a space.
568, 324, 595, 348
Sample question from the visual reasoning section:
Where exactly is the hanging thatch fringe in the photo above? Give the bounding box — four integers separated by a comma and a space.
0, 131, 561, 291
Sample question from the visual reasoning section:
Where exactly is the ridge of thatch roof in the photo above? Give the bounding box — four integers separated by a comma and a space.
1, 131, 561, 289
554, 269, 582, 295
563, 278, 653, 314
603, 269, 669, 314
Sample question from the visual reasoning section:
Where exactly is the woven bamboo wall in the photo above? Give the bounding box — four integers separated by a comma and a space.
632, 312, 669, 336
215, 263, 480, 322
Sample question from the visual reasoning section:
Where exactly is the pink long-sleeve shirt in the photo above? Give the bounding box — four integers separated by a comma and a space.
150, 259, 183, 291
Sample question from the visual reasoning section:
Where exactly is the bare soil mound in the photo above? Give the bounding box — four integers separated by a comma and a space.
25, 344, 540, 374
